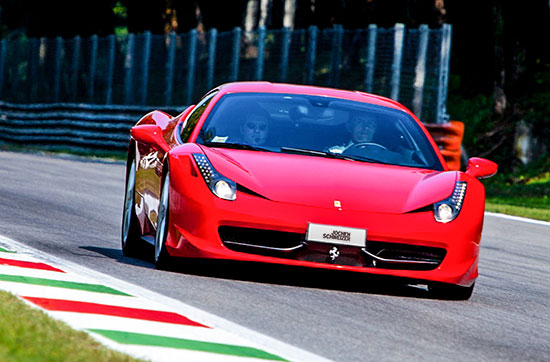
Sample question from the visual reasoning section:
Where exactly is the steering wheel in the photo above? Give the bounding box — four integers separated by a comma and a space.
344, 142, 388, 152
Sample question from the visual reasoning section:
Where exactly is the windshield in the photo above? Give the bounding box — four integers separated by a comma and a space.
196, 93, 443, 170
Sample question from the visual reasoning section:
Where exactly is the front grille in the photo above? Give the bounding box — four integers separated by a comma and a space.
219, 226, 304, 256
363, 240, 446, 270
219, 226, 445, 270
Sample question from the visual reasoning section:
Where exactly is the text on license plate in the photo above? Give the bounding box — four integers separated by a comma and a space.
306, 223, 366, 247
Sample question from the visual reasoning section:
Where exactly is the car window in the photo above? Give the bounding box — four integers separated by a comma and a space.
196, 93, 443, 171
180, 92, 217, 142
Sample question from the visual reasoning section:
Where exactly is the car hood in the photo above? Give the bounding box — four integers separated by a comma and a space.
201, 147, 457, 214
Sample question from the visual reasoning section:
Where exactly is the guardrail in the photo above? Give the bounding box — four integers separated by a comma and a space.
0, 102, 180, 153
0, 102, 466, 169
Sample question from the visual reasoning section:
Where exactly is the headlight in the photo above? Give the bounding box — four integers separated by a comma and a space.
433, 181, 467, 223
193, 153, 237, 201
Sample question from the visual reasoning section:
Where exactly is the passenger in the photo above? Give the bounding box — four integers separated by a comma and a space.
240, 112, 270, 146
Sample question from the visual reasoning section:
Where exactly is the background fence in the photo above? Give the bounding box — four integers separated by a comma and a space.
0, 24, 451, 152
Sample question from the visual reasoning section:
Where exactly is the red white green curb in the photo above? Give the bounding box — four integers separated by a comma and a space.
0, 236, 331, 362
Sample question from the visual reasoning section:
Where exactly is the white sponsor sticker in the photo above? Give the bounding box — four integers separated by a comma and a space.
306, 223, 366, 247
211, 136, 229, 143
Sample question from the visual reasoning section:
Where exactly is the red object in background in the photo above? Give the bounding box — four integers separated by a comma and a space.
424, 121, 465, 171
121, 82, 497, 300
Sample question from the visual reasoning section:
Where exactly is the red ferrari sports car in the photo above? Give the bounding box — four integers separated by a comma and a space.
122, 82, 497, 299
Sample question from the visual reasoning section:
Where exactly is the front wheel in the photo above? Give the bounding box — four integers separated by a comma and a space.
429, 282, 475, 300
121, 157, 144, 257
154, 170, 171, 269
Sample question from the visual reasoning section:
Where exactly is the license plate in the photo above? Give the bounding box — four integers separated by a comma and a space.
306, 223, 366, 247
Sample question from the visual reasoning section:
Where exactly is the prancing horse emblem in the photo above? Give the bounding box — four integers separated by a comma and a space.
329, 246, 340, 261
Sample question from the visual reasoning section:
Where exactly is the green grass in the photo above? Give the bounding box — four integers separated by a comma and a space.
485, 202, 550, 221
483, 159, 550, 221
0, 291, 143, 362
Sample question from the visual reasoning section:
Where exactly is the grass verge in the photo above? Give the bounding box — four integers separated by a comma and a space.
485, 202, 550, 221
0, 291, 142, 362
483, 158, 550, 222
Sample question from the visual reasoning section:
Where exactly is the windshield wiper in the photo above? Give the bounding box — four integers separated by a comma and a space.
203, 143, 392, 165
280, 147, 356, 161
347, 154, 392, 165
202, 142, 270, 152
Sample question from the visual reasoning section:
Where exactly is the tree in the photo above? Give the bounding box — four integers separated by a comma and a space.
195, 0, 249, 31
445, 0, 550, 167
173, 0, 199, 32
0, 0, 115, 38
124, 0, 165, 34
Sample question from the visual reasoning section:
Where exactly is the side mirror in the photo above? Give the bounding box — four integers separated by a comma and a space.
465, 157, 498, 179
130, 124, 170, 152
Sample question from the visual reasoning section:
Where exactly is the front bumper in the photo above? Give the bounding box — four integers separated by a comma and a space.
165, 176, 483, 287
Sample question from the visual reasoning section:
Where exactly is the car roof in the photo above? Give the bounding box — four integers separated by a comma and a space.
215, 82, 409, 114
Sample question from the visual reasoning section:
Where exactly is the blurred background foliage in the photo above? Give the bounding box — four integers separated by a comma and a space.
0, 0, 549, 172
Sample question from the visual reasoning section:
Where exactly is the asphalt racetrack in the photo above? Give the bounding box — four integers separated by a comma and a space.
0, 150, 548, 362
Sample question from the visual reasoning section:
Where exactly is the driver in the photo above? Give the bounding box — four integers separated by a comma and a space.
240, 112, 270, 146
327, 115, 378, 154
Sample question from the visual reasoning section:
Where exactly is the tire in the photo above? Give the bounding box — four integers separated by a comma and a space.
154, 170, 171, 269
429, 282, 475, 300
121, 157, 145, 257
